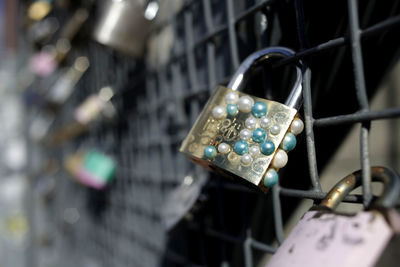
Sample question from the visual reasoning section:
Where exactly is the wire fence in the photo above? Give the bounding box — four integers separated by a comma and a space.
30, 0, 400, 266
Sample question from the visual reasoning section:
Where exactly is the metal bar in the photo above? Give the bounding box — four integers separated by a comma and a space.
280, 187, 364, 203
272, 185, 284, 244
226, 0, 240, 70
314, 108, 400, 126
303, 67, 322, 191
164, 249, 204, 267
243, 229, 253, 267
204, 227, 243, 244
185, 11, 199, 93
202, 0, 218, 93
348, 0, 372, 207
216, 178, 228, 265
250, 238, 277, 254
294, 0, 310, 49
273, 14, 400, 67
362, 14, 400, 38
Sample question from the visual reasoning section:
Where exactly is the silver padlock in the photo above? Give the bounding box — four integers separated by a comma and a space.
267, 166, 400, 267
93, 0, 157, 57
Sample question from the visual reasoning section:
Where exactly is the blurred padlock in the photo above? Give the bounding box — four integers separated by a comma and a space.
267, 166, 400, 267
46, 56, 90, 106
180, 47, 304, 192
28, 8, 89, 77
93, 0, 158, 57
65, 150, 116, 190
28, 56, 90, 142
49, 86, 116, 145
27, 0, 53, 21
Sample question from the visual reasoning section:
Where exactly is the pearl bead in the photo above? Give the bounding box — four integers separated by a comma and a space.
212, 105, 226, 119
281, 133, 297, 151
245, 117, 257, 129
251, 102, 268, 118
226, 104, 238, 116
241, 154, 253, 165
240, 129, 252, 140
291, 118, 304, 135
218, 143, 230, 154
260, 140, 275, 155
260, 117, 271, 129
249, 145, 260, 156
238, 96, 254, 113
234, 140, 249, 155
204, 145, 217, 159
272, 149, 288, 169
225, 91, 239, 104
264, 169, 278, 187
252, 128, 266, 143
270, 125, 281, 135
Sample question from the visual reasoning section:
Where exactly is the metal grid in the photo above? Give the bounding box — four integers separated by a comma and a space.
31, 0, 400, 267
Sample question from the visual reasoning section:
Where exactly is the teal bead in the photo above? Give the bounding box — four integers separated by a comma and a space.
281, 133, 297, 151
204, 145, 217, 159
252, 128, 266, 143
260, 140, 275, 155
234, 140, 249, 155
251, 102, 268, 118
226, 104, 239, 116
264, 169, 278, 187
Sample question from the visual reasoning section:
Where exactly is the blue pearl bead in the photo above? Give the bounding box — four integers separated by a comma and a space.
251, 102, 268, 118
234, 140, 249, 155
226, 104, 238, 116
264, 169, 278, 187
260, 140, 275, 155
252, 128, 266, 143
281, 133, 297, 151
204, 145, 217, 159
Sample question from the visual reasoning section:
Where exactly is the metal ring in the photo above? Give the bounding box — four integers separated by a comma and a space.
319, 166, 400, 210
227, 46, 303, 110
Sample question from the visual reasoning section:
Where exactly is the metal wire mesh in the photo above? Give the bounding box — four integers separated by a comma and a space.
30, 0, 400, 266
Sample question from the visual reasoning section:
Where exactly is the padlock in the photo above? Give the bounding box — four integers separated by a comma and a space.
267, 166, 400, 267
180, 47, 304, 191
49, 86, 116, 145
64, 150, 116, 190
93, 0, 156, 57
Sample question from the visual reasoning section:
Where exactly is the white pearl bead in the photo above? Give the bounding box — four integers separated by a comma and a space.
249, 145, 260, 156
225, 91, 239, 104
272, 149, 288, 169
212, 105, 226, 119
291, 118, 304, 135
245, 117, 257, 129
260, 117, 271, 129
270, 125, 281, 135
240, 129, 252, 140
218, 143, 230, 154
241, 154, 252, 165
237, 96, 254, 113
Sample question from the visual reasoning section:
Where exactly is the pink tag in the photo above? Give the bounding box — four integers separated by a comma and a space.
267, 210, 393, 267
75, 167, 106, 190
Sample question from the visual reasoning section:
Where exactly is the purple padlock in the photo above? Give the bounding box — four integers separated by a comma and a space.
267, 166, 400, 267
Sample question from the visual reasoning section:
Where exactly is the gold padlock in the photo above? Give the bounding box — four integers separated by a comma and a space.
180, 47, 304, 192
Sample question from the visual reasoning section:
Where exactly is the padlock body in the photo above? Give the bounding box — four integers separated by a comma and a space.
180, 86, 297, 189
267, 210, 393, 267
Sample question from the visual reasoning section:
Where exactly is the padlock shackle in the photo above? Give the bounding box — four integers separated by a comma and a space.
320, 166, 400, 210
227, 47, 303, 110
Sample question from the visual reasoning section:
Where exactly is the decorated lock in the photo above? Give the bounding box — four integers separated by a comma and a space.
179, 47, 304, 192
